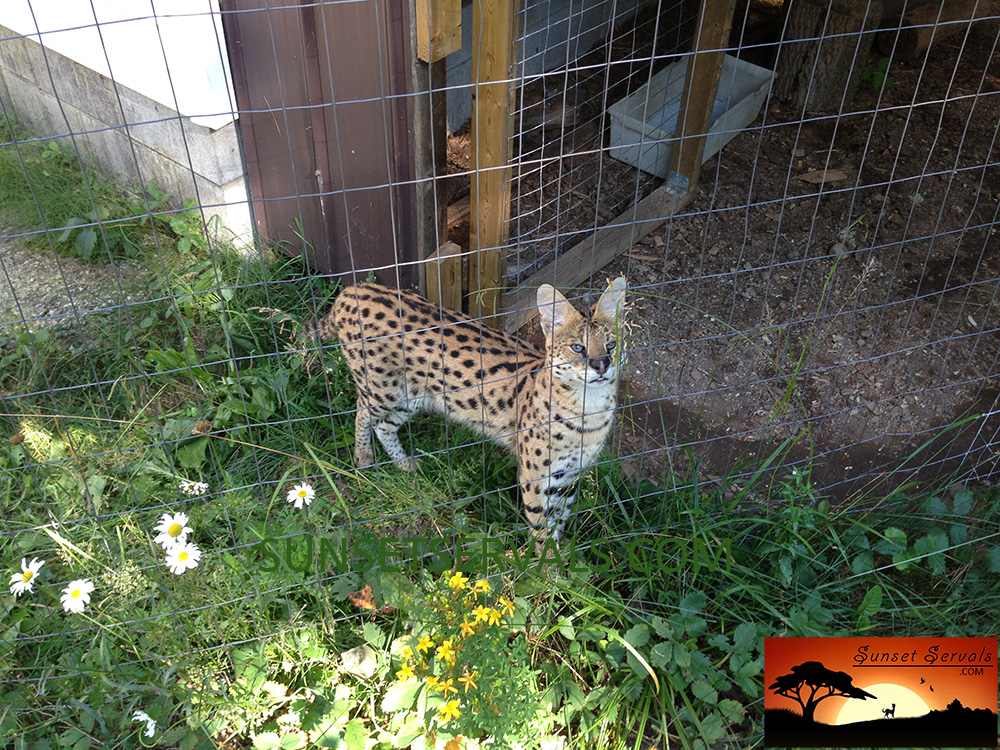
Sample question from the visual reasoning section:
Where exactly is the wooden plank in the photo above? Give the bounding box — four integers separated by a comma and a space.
877, 0, 991, 59
500, 184, 696, 332
415, 0, 462, 63
413, 57, 448, 296
469, 0, 516, 325
447, 194, 471, 228
668, 0, 739, 189
426, 241, 463, 312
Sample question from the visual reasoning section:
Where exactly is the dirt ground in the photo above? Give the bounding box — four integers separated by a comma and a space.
449, 5, 1000, 499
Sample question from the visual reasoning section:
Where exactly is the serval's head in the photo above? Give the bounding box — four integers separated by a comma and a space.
536, 277, 627, 391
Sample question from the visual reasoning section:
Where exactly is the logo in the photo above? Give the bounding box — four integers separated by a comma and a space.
764, 637, 997, 747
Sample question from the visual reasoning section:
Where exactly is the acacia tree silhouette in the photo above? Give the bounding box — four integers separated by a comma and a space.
769, 661, 878, 722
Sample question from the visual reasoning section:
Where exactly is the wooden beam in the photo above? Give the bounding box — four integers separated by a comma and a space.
877, 0, 992, 59
415, 0, 462, 63
469, 0, 515, 325
426, 241, 463, 312
412, 56, 449, 296
447, 194, 471, 228
501, 184, 696, 332
668, 0, 739, 190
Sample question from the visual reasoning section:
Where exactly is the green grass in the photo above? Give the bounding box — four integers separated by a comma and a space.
1, 118, 999, 749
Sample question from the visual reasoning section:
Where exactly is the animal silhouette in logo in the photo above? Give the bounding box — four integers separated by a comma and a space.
882, 703, 896, 719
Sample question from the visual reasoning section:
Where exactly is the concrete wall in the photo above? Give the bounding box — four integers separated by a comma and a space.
0, 24, 250, 242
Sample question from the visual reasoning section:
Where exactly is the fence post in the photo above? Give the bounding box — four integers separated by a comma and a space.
668, 0, 740, 192
469, 0, 516, 324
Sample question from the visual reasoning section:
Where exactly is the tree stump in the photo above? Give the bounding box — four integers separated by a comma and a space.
774, 0, 884, 113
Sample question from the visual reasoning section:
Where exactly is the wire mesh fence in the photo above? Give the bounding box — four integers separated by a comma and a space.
1, 0, 999, 746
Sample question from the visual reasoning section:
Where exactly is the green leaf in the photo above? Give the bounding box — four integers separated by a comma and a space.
650, 641, 673, 668
558, 619, 576, 641
851, 550, 874, 576
309, 701, 350, 748
875, 527, 907, 555
953, 489, 973, 516
342, 719, 367, 750
691, 679, 718, 705
732, 622, 758, 654
673, 642, 691, 670
57, 216, 87, 243
251, 733, 281, 750
700, 712, 726, 742
380, 680, 421, 714
855, 584, 883, 630
985, 545, 1000, 574
949, 523, 969, 546
362, 622, 386, 650
75, 227, 97, 259
624, 623, 649, 649
913, 530, 948, 575
176, 437, 209, 470
922, 496, 947, 516
679, 591, 707, 615
892, 547, 917, 573
718, 698, 744, 722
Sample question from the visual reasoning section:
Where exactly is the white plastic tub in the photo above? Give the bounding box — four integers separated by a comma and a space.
608, 54, 774, 178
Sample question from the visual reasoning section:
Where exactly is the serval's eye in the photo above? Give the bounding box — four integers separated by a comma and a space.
570, 343, 586, 354
607, 340, 617, 352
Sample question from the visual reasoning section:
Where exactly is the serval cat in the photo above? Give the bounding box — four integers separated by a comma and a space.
308, 278, 627, 552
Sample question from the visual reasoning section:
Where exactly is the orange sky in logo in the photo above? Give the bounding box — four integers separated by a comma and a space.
765, 637, 997, 725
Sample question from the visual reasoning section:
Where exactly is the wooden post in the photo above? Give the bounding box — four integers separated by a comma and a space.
415, 0, 462, 63
426, 241, 464, 311
668, 0, 739, 192
469, 0, 516, 325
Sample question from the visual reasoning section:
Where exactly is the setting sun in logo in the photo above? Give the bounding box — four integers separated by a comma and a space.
835, 683, 930, 724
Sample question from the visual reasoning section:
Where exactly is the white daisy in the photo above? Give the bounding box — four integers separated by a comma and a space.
286, 482, 315, 509
9, 557, 44, 597
165, 542, 201, 575
179, 479, 209, 497
132, 709, 156, 737
153, 512, 193, 549
61, 579, 95, 614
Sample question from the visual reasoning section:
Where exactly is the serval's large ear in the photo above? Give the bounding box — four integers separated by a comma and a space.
593, 277, 627, 326
536, 284, 578, 337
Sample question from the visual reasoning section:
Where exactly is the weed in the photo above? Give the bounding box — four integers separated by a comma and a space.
861, 57, 895, 91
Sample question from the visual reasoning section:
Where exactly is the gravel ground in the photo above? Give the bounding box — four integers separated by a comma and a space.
0, 234, 150, 333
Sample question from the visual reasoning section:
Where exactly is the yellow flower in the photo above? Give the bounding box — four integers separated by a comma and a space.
425, 674, 441, 691
471, 605, 490, 623
473, 579, 490, 594
438, 699, 462, 722
439, 678, 458, 696
401, 646, 414, 659
417, 635, 435, 653
499, 597, 516, 618
436, 639, 456, 665
396, 662, 416, 681
486, 608, 502, 627
459, 619, 476, 637
448, 571, 469, 591
459, 670, 478, 693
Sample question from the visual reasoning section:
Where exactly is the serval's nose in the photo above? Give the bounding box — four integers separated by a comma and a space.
590, 355, 610, 376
